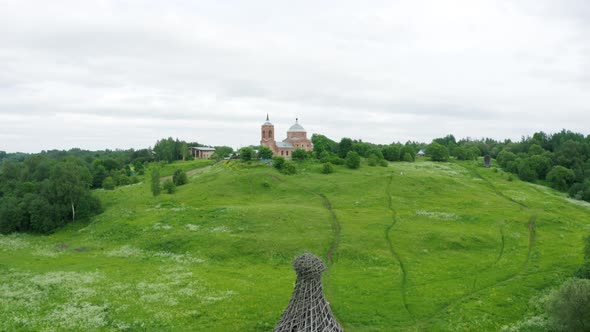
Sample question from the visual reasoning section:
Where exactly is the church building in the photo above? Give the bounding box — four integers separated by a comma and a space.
260, 115, 313, 157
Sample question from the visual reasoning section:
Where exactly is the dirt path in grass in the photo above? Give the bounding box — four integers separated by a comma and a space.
385, 173, 414, 319
160, 165, 211, 183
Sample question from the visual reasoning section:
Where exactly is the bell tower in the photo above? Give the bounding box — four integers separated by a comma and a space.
261, 114, 276, 152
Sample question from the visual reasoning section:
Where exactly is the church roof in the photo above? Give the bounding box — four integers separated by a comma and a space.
288, 118, 306, 132
276, 141, 294, 148
263, 113, 273, 126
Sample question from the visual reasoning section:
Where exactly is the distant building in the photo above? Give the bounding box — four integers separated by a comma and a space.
260, 115, 313, 157
190, 147, 215, 159
416, 149, 426, 157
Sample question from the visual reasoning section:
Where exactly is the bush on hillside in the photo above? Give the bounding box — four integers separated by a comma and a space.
240, 147, 254, 162
546, 166, 575, 191
545, 278, 590, 331
163, 179, 176, 194
368, 154, 378, 166
173, 169, 188, 186
272, 156, 285, 170
258, 146, 274, 159
379, 159, 389, 167
102, 177, 115, 190
321, 162, 334, 174
345, 151, 361, 169
292, 148, 307, 161
280, 161, 297, 175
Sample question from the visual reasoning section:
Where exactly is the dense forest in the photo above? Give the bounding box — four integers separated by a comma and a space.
0, 139, 231, 234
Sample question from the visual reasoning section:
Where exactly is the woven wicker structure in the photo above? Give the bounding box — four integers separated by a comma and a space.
274, 253, 344, 332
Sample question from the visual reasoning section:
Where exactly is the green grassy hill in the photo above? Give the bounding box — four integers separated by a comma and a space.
1, 160, 589, 331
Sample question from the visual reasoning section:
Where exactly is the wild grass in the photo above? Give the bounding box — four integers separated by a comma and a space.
1, 159, 589, 331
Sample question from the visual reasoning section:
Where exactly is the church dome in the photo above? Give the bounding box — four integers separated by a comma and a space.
287, 119, 306, 132
263, 114, 273, 126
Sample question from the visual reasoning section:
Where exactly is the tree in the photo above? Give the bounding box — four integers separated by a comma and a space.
150, 168, 161, 196
400, 145, 415, 162
338, 138, 353, 158
240, 147, 254, 162
517, 159, 537, 182
215, 146, 234, 159
382, 145, 401, 161
163, 179, 176, 194
180, 142, 189, 161
258, 146, 274, 159
291, 148, 307, 161
312, 134, 337, 157
427, 143, 450, 162
368, 154, 378, 166
545, 278, 590, 331
50, 159, 92, 222
547, 166, 575, 191
173, 169, 188, 186
345, 151, 361, 169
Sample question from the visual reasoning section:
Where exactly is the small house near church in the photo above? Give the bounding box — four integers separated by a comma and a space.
190, 147, 215, 159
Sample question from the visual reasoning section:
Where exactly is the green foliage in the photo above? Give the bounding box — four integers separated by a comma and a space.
214, 146, 234, 159
546, 166, 575, 191
368, 154, 378, 166
400, 145, 416, 162
162, 179, 176, 194
258, 146, 274, 159
172, 169, 188, 186
545, 278, 590, 331
427, 142, 450, 162
379, 159, 389, 167
102, 177, 115, 190
150, 168, 161, 197
517, 159, 538, 182
338, 138, 353, 158
382, 145, 401, 161
272, 156, 285, 170
321, 162, 335, 174
280, 161, 297, 175
240, 147, 254, 162
312, 134, 338, 156
345, 151, 361, 169
291, 148, 307, 161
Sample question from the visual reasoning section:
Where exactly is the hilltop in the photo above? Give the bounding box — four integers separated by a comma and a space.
1, 159, 589, 331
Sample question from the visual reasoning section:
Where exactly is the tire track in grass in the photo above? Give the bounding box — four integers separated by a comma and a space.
385, 173, 414, 319
424, 213, 537, 327
318, 193, 341, 265
411, 164, 538, 329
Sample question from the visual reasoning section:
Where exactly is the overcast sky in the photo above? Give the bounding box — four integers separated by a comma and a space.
1, 0, 589, 153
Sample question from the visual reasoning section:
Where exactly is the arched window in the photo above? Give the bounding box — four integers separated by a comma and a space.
286, 150, 289, 156
269, 130, 272, 137
281, 151, 284, 156
262, 130, 265, 138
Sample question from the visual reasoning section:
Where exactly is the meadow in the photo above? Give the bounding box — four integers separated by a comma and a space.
1, 159, 589, 331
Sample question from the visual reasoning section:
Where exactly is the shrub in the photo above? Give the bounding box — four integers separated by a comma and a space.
291, 149, 307, 161
321, 162, 334, 174
280, 161, 297, 175
545, 278, 590, 331
367, 154, 378, 166
150, 168, 161, 196
272, 156, 285, 170
240, 147, 254, 162
163, 179, 176, 194
345, 151, 361, 169
102, 177, 115, 190
258, 146, 274, 159
379, 159, 389, 167
173, 169, 188, 186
